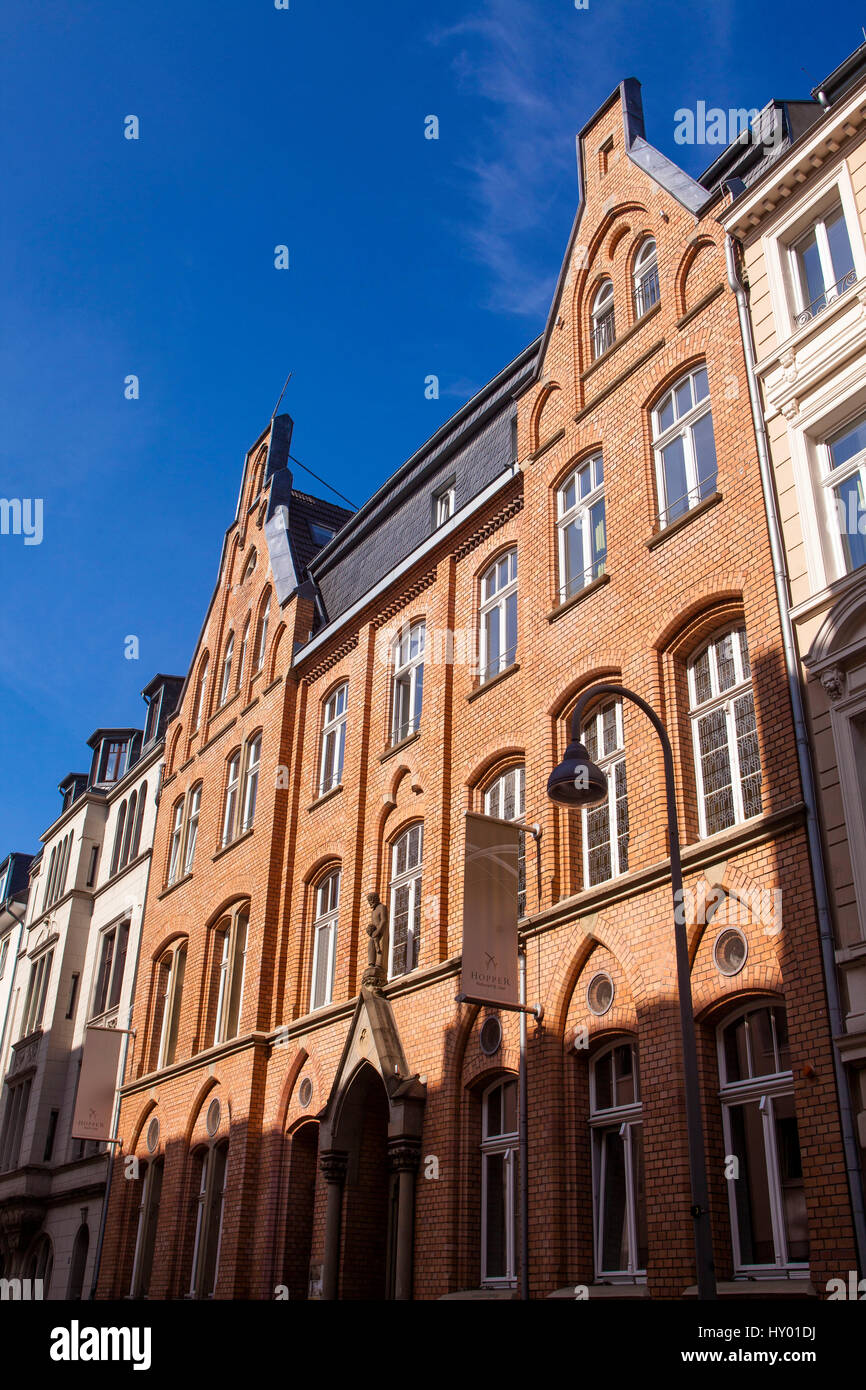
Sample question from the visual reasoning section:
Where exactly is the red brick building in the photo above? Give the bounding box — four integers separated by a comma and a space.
97, 80, 858, 1301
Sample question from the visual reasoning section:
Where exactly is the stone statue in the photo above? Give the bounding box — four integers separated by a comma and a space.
364, 891, 389, 986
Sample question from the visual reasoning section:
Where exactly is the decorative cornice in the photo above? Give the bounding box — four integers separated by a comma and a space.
453, 493, 524, 563
371, 568, 438, 629
301, 632, 359, 686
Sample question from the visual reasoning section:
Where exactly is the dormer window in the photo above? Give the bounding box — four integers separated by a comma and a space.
144, 691, 162, 746
101, 741, 127, 783
309, 521, 336, 548
434, 484, 455, 528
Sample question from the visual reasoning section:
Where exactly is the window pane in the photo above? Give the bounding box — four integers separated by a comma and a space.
697, 708, 735, 834
484, 1152, 508, 1278
504, 592, 517, 667
586, 798, 612, 885
795, 228, 825, 308
692, 411, 718, 497
728, 1101, 776, 1265
716, 633, 737, 692
734, 693, 762, 819
773, 1093, 809, 1262
749, 1007, 777, 1078
589, 498, 606, 576
658, 394, 675, 433
834, 473, 866, 573
599, 1128, 629, 1272
661, 436, 688, 521
723, 1015, 749, 1083
692, 648, 712, 704
826, 207, 855, 285
674, 379, 693, 418
502, 1079, 517, 1135
829, 415, 866, 470
594, 1051, 613, 1111
693, 367, 709, 402
564, 519, 584, 597
614, 1043, 635, 1106
486, 1084, 502, 1137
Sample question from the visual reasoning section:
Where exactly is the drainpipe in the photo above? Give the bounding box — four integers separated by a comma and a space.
725, 233, 866, 1272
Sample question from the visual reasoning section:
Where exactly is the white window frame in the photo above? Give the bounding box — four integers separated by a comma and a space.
717, 1005, 808, 1275
388, 824, 423, 979
91, 919, 129, 1018
652, 366, 717, 529
480, 550, 518, 684
483, 767, 526, 917
633, 237, 659, 319
182, 784, 202, 876
819, 407, 866, 580
434, 483, 455, 527
319, 684, 348, 796
219, 632, 234, 707
310, 870, 340, 1010
21, 948, 53, 1037
212, 910, 248, 1045
237, 617, 250, 692
591, 279, 615, 359
167, 800, 184, 884
589, 1040, 646, 1282
391, 622, 425, 745
556, 455, 606, 603
155, 943, 186, 1070
222, 754, 241, 847
480, 1077, 519, 1288
580, 700, 629, 887
255, 598, 270, 673
689, 628, 762, 838
193, 658, 209, 731
240, 736, 261, 833
787, 200, 857, 326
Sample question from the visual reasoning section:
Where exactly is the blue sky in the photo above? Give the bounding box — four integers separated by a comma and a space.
1, 0, 863, 853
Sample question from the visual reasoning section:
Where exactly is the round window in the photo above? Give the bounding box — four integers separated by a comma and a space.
586, 972, 614, 1016
479, 1016, 502, 1056
714, 927, 748, 977
146, 1117, 159, 1153
299, 1077, 313, 1109
206, 1098, 221, 1137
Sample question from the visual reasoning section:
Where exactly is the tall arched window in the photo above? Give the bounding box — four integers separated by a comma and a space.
319, 683, 348, 796
152, 941, 186, 1071
111, 803, 128, 877
556, 455, 605, 603
717, 1003, 807, 1271
652, 366, 717, 528
120, 790, 137, 869
481, 1077, 518, 1287
310, 869, 340, 1010
391, 622, 425, 745
242, 548, 257, 583
42, 847, 57, 911
219, 632, 234, 707
130, 1158, 163, 1298
480, 550, 517, 684
210, 907, 249, 1045
222, 752, 241, 847
193, 657, 209, 731
484, 766, 526, 916
633, 237, 659, 318
130, 782, 147, 860
591, 279, 615, 359
167, 799, 184, 885
255, 596, 271, 673
182, 783, 202, 875
190, 1143, 229, 1298
689, 627, 761, 836
580, 699, 629, 886
237, 616, 250, 691
590, 1039, 646, 1280
241, 735, 261, 833
388, 824, 423, 978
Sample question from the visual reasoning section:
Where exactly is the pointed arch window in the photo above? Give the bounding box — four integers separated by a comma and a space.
310, 870, 340, 1010
255, 597, 271, 673
591, 279, 615, 359
153, 941, 186, 1071
130, 782, 147, 860
484, 766, 526, 916
633, 237, 659, 318
388, 824, 422, 978
211, 906, 249, 1045
237, 616, 250, 691
182, 783, 202, 875
193, 658, 209, 731
219, 632, 234, 707
111, 803, 128, 877
167, 799, 184, 885
590, 1040, 646, 1279
480, 550, 517, 684
580, 699, 629, 886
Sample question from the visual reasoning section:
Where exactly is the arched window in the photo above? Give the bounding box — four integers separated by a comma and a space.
310, 869, 340, 1010
242, 548, 257, 583
152, 941, 186, 1071
652, 366, 717, 528
211, 907, 249, 1045
57, 834, 72, 900
120, 790, 137, 869
167, 799, 184, 885
42, 847, 57, 911
130, 782, 147, 860
193, 657, 209, 732
391, 621, 425, 745
25, 1233, 53, 1296
222, 752, 241, 847
480, 550, 518, 684
319, 683, 348, 796
182, 783, 202, 876
717, 1004, 807, 1271
590, 1039, 646, 1280
237, 616, 250, 691
219, 632, 234, 707
481, 1077, 518, 1287
388, 824, 423, 978
111, 804, 128, 877
190, 1143, 229, 1298
255, 596, 271, 673
241, 735, 261, 833
67, 1223, 89, 1300
689, 627, 761, 837
556, 455, 605, 603
484, 767, 526, 916
580, 699, 629, 886
130, 1158, 163, 1298
633, 237, 659, 318
591, 279, 615, 359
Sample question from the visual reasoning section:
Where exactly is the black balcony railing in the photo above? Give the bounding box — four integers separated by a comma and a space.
591, 312, 616, 360
634, 265, 660, 319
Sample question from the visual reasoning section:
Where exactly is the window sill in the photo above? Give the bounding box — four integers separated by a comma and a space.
379, 730, 421, 763
675, 282, 725, 330
308, 784, 343, 812
158, 871, 193, 901
200, 715, 237, 754
529, 428, 566, 463
467, 662, 520, 702
547, 1282, 649, 1299
240, 696, 259, 717
547, 573, 610, 622
212, 827, 254, 862
682, 1277, 814, 1299
646, 491, 722, 550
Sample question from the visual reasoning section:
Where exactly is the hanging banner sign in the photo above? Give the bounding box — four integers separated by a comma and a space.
461, 811, 520, 1007
71, 1026, 125, 1141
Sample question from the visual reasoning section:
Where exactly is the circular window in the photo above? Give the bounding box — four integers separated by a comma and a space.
479, 1016, 502, 1056
586, 972, 614, 1016
146, 1117, 159, 1153
206, 1098, 221, 1137
298, 1078, 313, 1109
714, 927, 748, 977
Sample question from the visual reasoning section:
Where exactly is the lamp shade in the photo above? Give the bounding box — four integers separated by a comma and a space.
546, 738, 608, 807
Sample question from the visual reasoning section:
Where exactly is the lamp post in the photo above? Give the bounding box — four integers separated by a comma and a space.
547, 682, 717, 1301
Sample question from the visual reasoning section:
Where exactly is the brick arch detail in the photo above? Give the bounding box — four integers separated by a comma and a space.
129, 1098, 158, 1157
547, 911, 649, 1038
652, 584, 747, 656
182, 1076, 221, 1147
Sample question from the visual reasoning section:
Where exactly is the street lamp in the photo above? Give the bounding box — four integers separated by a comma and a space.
547, 682, 717, 1301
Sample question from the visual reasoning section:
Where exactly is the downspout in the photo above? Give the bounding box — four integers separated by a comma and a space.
725, 232, 866, 1271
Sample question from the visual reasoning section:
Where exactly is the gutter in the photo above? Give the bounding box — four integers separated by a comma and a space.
725, 232, 866, 1271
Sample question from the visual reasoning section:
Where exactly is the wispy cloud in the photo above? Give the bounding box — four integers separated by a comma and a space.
428, 0, 576, 318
